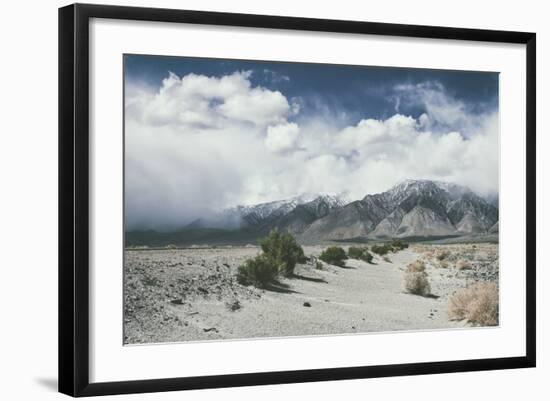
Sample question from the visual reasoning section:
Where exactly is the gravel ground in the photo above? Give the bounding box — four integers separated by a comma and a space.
123, 243, 498, 344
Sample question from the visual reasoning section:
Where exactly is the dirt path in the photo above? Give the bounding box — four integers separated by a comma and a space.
124, 246, 470, 344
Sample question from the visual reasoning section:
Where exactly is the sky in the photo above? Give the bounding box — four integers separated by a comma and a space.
124, 54, 499, 230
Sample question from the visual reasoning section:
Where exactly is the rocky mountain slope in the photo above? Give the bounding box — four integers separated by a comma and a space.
125, 180, 498, 246
300, 180, 498, 242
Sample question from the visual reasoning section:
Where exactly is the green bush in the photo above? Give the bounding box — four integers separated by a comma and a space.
259, 230, 306, 277
347, 246, 364, 259
361, 251, 374, 263
236, 254, 278, 288
235, 231, 307, 288
371, 244, 393, 256
347, 246, 373, 263
391, 239, 409, 251
319, 246, 348, 267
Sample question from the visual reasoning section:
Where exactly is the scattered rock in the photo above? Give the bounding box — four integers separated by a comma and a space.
225, 300, 241, 312
203, 327, 218, 333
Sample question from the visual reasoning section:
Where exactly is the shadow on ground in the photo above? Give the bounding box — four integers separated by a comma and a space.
265, 280, 300, 294
292, 273, 328, 284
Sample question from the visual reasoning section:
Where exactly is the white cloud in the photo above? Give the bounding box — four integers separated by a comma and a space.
263, 69, 290, 83
265, 123, 301, 153
126, 70, 291, 129
391, 81, 494, 138
125, 72, 499, 229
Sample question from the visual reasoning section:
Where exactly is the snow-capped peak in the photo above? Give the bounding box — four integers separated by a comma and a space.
228, 192, 351, 221
388, 179, 470, 199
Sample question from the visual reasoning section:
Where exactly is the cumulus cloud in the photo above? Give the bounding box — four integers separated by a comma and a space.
125, 72, 498, 229
327, 112, 499, 196
265, 123, 301, 153
126, 70, 291, 129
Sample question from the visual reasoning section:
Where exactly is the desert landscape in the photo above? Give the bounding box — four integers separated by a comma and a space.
123, 240, 498, 344
123, 58, 500, 345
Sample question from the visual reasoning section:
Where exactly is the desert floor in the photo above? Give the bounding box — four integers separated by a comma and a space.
123, 243, 498, 344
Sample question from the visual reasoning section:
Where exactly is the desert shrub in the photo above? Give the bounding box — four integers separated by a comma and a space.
371, 244, 393, 256
236, 254, 278, 288
319, 246, 348, 267
348, 246, 364, 259
448, 282, 498, 326
391, 239, 409, 251
259, 230, 306, 277
347, 246, 374, 263
404, 271, 431, 296
360, 250, 374, 263
406, 260, 426, 273
141, 275, 159, 287
435, 250, 450, 261
456, 259, 472, 270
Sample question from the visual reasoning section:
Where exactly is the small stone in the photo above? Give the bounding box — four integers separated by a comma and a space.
203, 327, 218, 333
226, 300, 241, 311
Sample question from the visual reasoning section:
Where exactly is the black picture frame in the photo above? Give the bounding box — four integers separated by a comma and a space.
59, 3, 536, 397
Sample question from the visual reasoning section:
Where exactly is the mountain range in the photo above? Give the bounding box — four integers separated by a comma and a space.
125, 180, 499, 246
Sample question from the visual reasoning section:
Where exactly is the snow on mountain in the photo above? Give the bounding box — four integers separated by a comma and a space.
210, 193, 352, 231
301, 179, 498, 242
186, 180, 498, 242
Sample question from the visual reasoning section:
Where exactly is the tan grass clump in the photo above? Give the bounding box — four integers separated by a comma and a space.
448, 282, 499, 326
406, 260, 426, 273
435, 250, 450, 261
404, 271, 431, 296
456, 260, 472, 270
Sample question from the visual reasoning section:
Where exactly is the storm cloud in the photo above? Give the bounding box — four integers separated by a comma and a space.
125, 68, 498, 230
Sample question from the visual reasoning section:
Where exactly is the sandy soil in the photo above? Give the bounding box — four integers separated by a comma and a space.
124, 243, 498, 344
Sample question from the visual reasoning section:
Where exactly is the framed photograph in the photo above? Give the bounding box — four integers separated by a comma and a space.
58, 3, 536, 397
